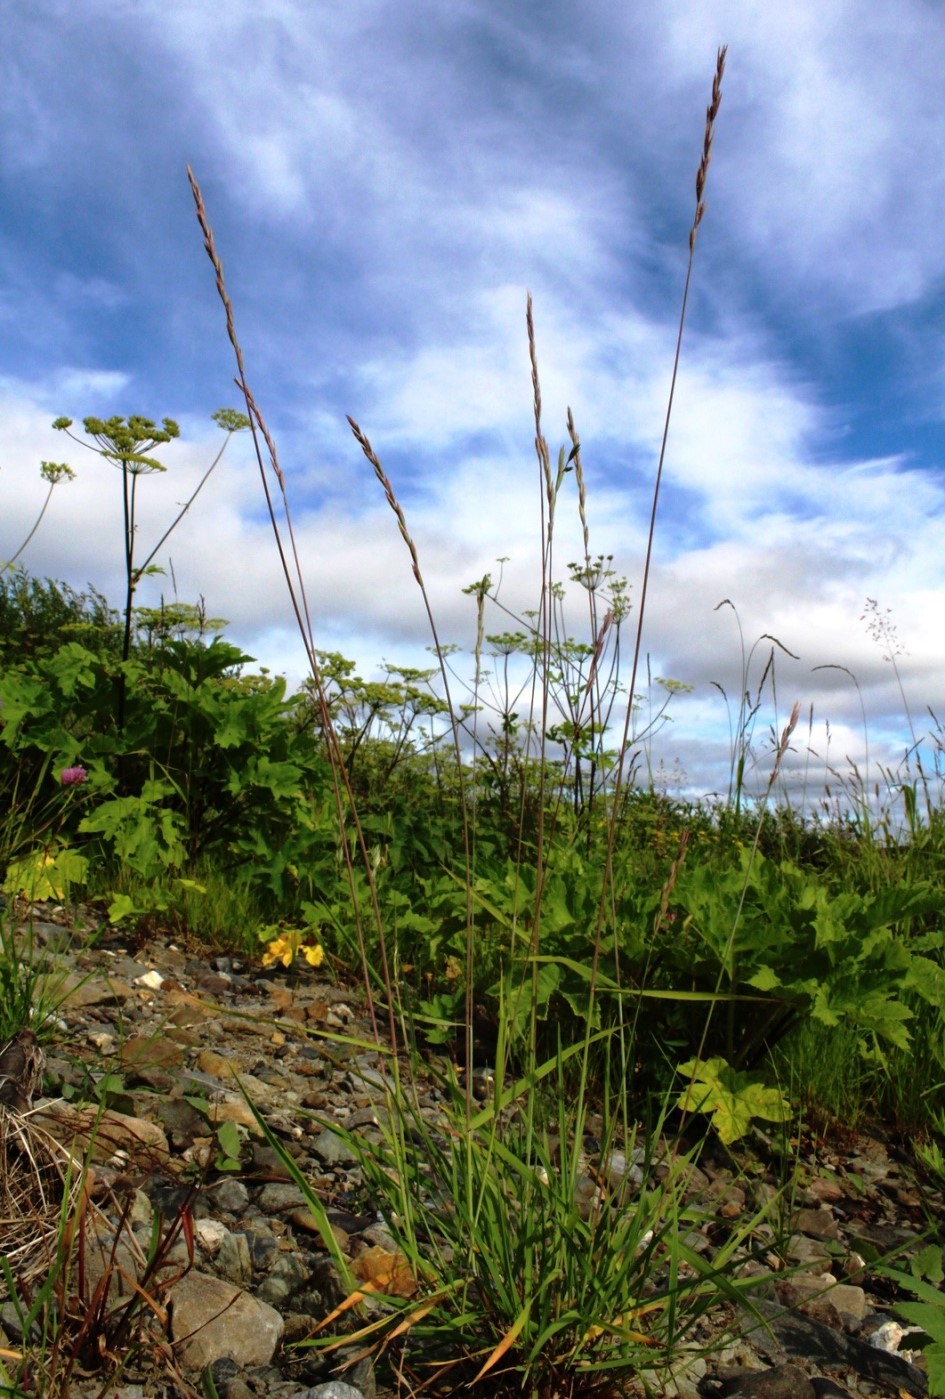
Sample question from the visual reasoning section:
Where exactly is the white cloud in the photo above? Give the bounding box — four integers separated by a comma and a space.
2, 347, 943, 804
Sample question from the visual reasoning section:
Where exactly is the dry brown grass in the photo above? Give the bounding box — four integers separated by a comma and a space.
0, 1106, 83, 1294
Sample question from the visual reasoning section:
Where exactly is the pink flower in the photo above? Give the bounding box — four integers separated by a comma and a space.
59, 766, 88, 787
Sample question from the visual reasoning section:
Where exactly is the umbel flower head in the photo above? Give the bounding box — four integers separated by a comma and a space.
59, 765, 88, 787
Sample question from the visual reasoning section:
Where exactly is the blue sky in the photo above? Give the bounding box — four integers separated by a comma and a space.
3, 0, 945, 805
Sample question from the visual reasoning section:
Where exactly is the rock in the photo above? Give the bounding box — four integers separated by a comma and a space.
129, 1064, 178, 1093
165, 989, 218, 1026
285, 1385, 366, 1399
256, 1250, 314, 1306
207, 1095, 264, 1134
59, 971, 135, 1008
120, 1032, 185, 1070
133, 968, 165, 990
258, 1181, 309, 1212
17, 903, 941, 1399
718, 1364, 815, 1398
697, 1168, 747, 1217
822, 1283, 867, 1331
197, 1047, 239, 1078
193, 970, 235, 996
311, 1127, 358, 1164
34, 1100, 170, 1166
168, 1269, 284, 1371
217, 1228, 253, 1285
242, 1224, 280, 1270
793, 1207, 840, 1241
156, 1095, 207, 1149
785, 1234, 834, 1271
775, 1275, 867, 1333
220, 1381, 254, 1399
602, 1147, 645, 1190
196, 1218, 229, 1255
81, 1215, 148, 1307
868, 1319, 925, 1355
1, 1300, 31, 1343
639, 1346, 707, 1397
289, 1206, 336, 1239
848, 1139, 891, 1185
209, 1177, 251, 1214
847, 1219, 920, 1255
741, 1299, 927, 1396
207, 1357, 240, 1394
807, 1175, 843, 1204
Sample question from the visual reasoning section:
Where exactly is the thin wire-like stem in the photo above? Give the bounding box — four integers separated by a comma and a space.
187, 166, 395, 1052
136, 429, 242, 580
614, 46, 726, 804
526, 298, 552, 965
4, 485, 56, 569
346, 416, 477, 1121
585, 45, 728, 1058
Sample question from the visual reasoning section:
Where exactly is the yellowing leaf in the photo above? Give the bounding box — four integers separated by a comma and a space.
351, 1245, 418, 1299
471, 1302, 531, 1383
676, 1056, 791, 1144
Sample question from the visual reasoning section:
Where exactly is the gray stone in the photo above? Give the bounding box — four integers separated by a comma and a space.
718, 1364, 815, 1399
785, 1233, 834, 1271
360, 1222, 398, 1251
639, 1347, 707, 1398
825, 1282, 867, 1330
156, 1095, 207, 1149
221, 1382, 255, 1399
740, 1299, 928, 1395
217, 1228, 253, 1285
256, 1251, 313, 1306
774, 1272, 866, 1331
258, 1181, 309, 1212
334, 1353, 376, 1399
311, 1127, 357, 1165
242, 1224, 279, 1270
169, 1269, 284, 1371
807, 1174, 843, 1204
602, 1147, 644, 1190
285, 1385, 366, 1399
0, 1301, 28, 1343
82, 1217, 144, 1306
58, 972, 135, 1008
793, 1207, 839, 1240
211, 1177, 251, 1214
34, 1099, 170, 1168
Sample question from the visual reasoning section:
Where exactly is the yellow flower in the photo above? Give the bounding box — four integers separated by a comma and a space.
261, 935, 294, 968
261, 928, 325, 970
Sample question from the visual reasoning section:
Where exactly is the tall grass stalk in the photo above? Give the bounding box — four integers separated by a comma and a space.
187, 168, 396, 1053
584, 45, 728, 1110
